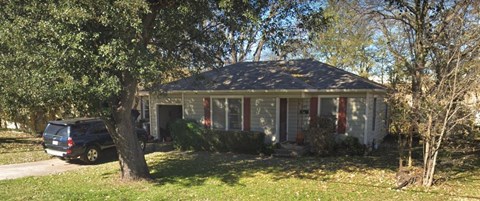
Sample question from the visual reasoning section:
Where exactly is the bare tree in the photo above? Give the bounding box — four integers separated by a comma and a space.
370, 0, 480, 186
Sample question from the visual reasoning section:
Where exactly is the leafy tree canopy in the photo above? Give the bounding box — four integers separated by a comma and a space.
0, 0, 229, 180
0, 0, 224, 118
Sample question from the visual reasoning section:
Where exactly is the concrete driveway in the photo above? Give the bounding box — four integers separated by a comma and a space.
0, 142, 174, 181
0, 159, 85, 180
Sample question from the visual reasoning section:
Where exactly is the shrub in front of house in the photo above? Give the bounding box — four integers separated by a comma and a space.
209, 130, 266, 154
335, 136, 366, 156
169, 119, 211, 151
305, 117, 366, 156
304, 116, 336, 155
170, 119, 266, 154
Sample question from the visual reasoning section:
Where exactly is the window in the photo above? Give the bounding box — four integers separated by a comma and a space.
70, 124, 88, 136
228, 99, 242, 130
211, 98, 243, 130
212, 98, 226, 129
319, 97, 338, 122
141, 97, 149, 120
44, 124, 69, 137
89, 122, 108, 135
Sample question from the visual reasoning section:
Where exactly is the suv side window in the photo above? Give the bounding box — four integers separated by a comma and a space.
88, 122, 108, 135
70, 124, 88, 137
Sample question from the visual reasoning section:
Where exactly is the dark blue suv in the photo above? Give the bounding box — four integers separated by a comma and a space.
42, 118, 148, 164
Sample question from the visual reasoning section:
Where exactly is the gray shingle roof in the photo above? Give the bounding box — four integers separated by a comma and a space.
153, 59, 386, 92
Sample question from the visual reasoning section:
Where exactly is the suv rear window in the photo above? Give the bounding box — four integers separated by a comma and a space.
44, 124, 69, 137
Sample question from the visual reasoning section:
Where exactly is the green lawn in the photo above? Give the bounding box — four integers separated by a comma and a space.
1, 148, 479, 200
0, 130, 52, 165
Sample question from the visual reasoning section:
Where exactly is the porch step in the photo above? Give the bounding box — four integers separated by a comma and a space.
273, 149, 303, 157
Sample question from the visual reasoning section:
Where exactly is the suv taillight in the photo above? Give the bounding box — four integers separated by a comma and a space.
67, 137, 74, 147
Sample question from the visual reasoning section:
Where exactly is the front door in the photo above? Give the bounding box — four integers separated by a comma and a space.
279, 98, 287, 142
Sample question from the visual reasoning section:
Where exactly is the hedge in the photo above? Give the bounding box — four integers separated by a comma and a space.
169, 119, 266, 154
169, 119, 210, 151
210, 130, 265, 154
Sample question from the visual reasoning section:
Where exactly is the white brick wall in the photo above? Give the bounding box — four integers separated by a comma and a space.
372, 95, 388, 146
346, 97, 366, 141
363, 93, 388, 147
251, 98, 277, 143
183, 96, 204, 122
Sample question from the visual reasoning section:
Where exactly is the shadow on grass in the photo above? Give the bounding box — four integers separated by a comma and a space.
0, 137, 40, 144
149, 145, 400, 187
438, 138, 480, 183
62, 143, 162, 166
0, 137, 43, 149
148, 137, 480, 192
0, 137, 44, 154
330, 180, 480, 200
64, 148, 120, 165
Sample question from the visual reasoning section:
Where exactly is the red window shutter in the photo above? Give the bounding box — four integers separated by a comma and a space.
279, 98, 288, 142
337, 97, 347, 134
243, 98, 251, 131
309, 97, 318, 125
203, 97, 211, 128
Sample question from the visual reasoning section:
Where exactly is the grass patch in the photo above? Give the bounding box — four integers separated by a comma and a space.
0, 131, 478, 200
0, 131, 52, 165
1, 149, 479, 200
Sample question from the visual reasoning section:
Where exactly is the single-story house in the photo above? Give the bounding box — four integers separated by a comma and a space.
149, 59, 388, 147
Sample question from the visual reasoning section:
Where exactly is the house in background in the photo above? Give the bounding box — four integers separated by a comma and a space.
149, 59, 388, 147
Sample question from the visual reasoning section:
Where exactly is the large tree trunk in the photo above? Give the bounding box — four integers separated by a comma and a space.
29, 112, 38, 134
109, 72, 151, 181
252, 2, 280, 62
101, 2, 161, 181
253, 37, 265, 62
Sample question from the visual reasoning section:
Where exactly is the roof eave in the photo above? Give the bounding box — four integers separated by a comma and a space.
155, 88, 387, 94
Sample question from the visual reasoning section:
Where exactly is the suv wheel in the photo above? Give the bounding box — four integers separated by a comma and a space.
81, 146, 100, 164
